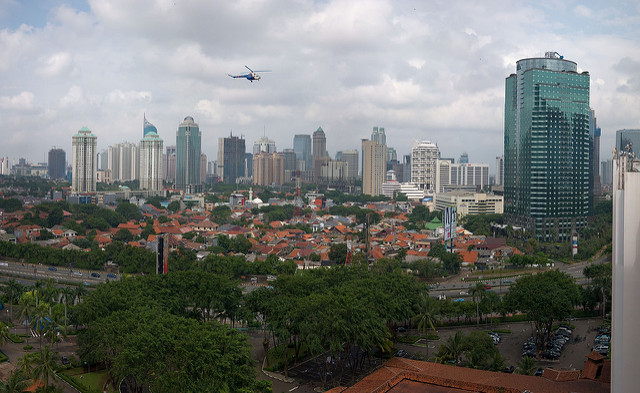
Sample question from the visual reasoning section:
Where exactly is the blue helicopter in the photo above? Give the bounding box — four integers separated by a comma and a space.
227, 65, 271, 82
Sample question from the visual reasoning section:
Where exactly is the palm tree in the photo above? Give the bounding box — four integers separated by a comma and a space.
40, 279, 59, 315
74, 285, 87, 304
32, 345, 58, 389
59, 287, 75, 327
17, 295, 35, 340
413, 295, 440, 360
3, 279, 24, 324
441, 331, 465, 365
33, 281, 44, 309
0, 322, 9, 348
469, 282, 486, 325
517, 355, 535, 375
0, 369, 30, 393
30, 304, 49, 350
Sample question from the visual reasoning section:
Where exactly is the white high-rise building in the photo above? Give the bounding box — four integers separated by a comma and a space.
435, 160, 489, 193
72, 127, 97, 193
612, 152, 640, 392
0, 157, 10, 175
139, 116, 163, 193
411, 140, 439, 190
253, 136, 277, 155
108, 142, 139, 182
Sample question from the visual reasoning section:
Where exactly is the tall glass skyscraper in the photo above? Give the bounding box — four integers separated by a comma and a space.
504, 52, 590, 241
48, 148, 66, 179
217, 134, 246, 184
293, 134, 311, 171
175, 116, 202, 193
140, 115, 163, 193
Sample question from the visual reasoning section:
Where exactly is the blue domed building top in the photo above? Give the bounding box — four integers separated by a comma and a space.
143, 114, 158, 136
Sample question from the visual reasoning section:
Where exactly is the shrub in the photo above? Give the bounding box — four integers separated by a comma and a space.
23, 345, 33, 350
8, 334, 24, 343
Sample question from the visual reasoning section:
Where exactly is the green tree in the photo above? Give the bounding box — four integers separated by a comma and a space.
328, 243, 348, 264
0, 369, 30, 393
517, 355, 535, 375
31, 345, 58, 389
115, 202, 142, 221
413, 295, 440, 360
113, 228, 134, 243
469, 282, 486, 325
504, 270, 581, 350
437, 331, 465, 365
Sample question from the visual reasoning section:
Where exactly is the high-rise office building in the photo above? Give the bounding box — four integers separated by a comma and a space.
139, 116, 163, 192
402, 155, 411, 183
601, 159, 613, 186
164, 145, 176, 182
589, 109, 602, 205
108, 142, 139, 182
371, 126, 386, 146
362, 139, 386, 196
411, 140, 439, 190
495, 156, 504, 186
293, 134, 312, 171
339, 150, 359, 180
71, 126, 97, 193
459, 152, 469, 164
312, 127, 327, 158
97, 149, 108, 171
217, 133, 245, 184
435, 161, 489, 193
504, 52, 590, 240
200, 153, 207, 187
282, 149, 297, 172
253, 136, 276, 155
48, 148, 66, 179
615, 129, 640, 156
176, 116, 202, 193
253, 152, 285, 186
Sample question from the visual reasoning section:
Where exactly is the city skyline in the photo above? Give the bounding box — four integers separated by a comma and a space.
1, 1, 639, 168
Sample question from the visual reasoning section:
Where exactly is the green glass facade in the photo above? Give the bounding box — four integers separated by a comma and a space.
504, 54, 590, 241
176, 116, 202, 193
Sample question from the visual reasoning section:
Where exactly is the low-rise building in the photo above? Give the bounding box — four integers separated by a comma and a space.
435, 191, 503, 217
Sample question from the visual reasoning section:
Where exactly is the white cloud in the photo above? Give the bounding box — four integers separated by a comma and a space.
0, 0, 638, 169
0, 91, 35, 110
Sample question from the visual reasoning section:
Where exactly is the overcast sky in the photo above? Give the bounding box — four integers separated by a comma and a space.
1, 0, 639, 173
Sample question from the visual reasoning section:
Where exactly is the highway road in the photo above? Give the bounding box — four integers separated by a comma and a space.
0, 259, 119, 286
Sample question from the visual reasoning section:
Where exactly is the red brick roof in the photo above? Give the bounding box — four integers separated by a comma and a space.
331, 358, 609, 393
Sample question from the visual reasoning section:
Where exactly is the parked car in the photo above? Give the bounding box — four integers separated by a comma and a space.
504, 365, 515, 373
106, 273, 116, 279
61, 356, 69, 365
90, 272, 101, 278
48, 266, 57, 272
396, 349, 408, 358
535, 368, 544, 377
396, 326, 407, 333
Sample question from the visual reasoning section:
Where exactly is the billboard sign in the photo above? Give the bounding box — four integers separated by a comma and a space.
444, 206, 458, 241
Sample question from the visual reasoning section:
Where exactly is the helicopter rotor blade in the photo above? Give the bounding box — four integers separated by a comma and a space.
245, 65, 254, 72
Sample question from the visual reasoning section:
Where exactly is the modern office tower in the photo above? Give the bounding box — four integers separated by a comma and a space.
253, 136, 276, 155
601, 159, 613, 186
371, 126, 386, 146
175, 116, 202, 193
312, 127, 327, 158
108, 142, 139, 182
435, 161, 489, 193
495, 156, 504, 186
139, 116, 163, 192
164, 145, 176, 182
97, 149, 108, 171
387, 147, 398, 163
338, 150, 359, 180
282, 149, 297, 172
589, 109, 602, 204
71, 126, 97, 193
293, 134, 312, 171
217, 133, 245, 184
459, 152, 469, 164
402, 154, 411, 183
321, 160, 348, 182
0, 157, 10, 175
504, 52, 590, 240
48, 148, 66, 179
611, 151, 640, 393
253, 152, 285, 186
200, 153, 207, 187
362, 139, 386, 196
615, 129, 640, 156
411, 140, 440, 190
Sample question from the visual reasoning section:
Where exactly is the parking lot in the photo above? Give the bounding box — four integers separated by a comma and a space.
394, 317, 606, 372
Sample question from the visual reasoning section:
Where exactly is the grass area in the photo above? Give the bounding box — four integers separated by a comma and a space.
61, 368, 113, 393
7, 333, 24, 343
490, 329, 511, 334
0, 350, 7, 363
